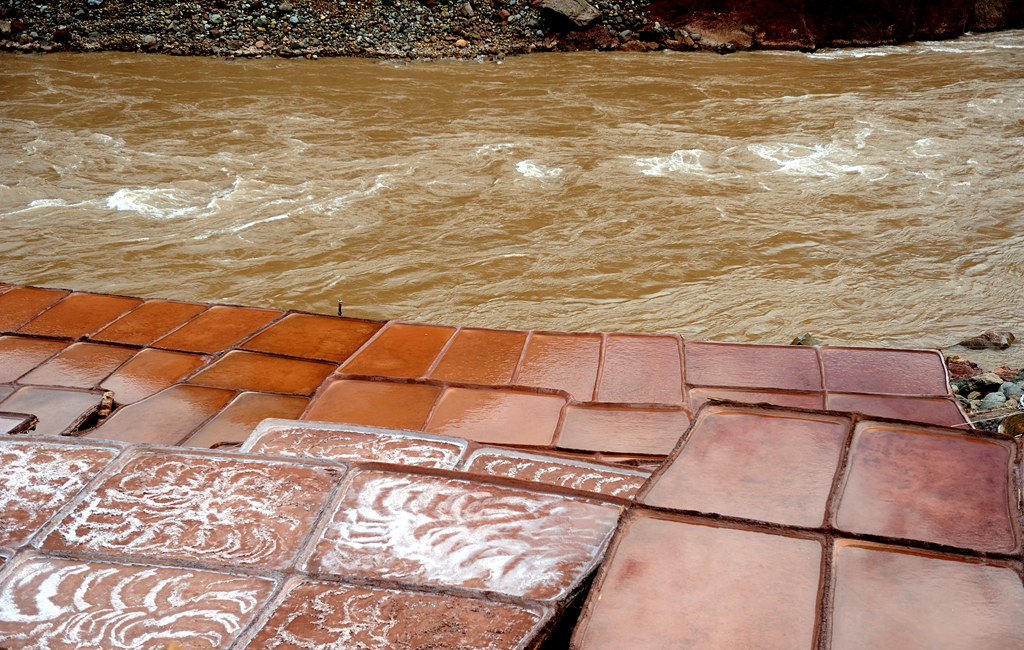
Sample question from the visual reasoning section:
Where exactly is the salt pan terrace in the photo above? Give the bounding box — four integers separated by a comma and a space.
1, 282, 1022, 648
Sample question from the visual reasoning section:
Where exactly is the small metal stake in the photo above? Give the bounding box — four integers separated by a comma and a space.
337, 300, 343, 316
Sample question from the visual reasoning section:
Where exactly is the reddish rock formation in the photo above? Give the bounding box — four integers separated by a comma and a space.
646, 0, 1024, 51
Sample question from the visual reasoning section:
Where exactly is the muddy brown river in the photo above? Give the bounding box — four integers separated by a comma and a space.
2, 31, 1023, 362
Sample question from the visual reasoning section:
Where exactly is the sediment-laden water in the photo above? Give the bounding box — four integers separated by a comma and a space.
2, 31, 1023, 360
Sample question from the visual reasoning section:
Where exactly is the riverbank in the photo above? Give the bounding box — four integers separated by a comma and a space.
0, 0, 681, 60
2, 0, 1022, 59
945, 349, 1024, 432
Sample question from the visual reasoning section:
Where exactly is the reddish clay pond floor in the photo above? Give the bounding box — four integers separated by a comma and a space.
2, 282, 1021, 648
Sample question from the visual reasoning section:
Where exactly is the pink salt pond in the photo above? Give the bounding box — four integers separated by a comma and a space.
571, 402, 1024, 648
242, 419, 469, 469
0, 284, 968, 456
243, 418, 650, 498
305, 467, 620, 601
1, 283, 1005, 647
0, 435, 620, 648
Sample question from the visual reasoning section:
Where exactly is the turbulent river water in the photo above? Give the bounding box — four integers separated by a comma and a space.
2, 31, 1023, 361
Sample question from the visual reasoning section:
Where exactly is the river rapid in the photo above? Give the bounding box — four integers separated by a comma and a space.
2, 31, 1023, 361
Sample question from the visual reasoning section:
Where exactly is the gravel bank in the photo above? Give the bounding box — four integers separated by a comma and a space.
0, 0, 685, 59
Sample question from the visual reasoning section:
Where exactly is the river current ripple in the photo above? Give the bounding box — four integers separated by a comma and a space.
2, 31, 1023, 361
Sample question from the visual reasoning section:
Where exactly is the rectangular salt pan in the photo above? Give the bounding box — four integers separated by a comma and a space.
304, 467, 621, 601
242, 419, 467, 469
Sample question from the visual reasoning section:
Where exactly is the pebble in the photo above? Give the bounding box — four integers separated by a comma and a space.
947, 354, 1024, 438
1002, 381, 1024, 397
979, 391, 1009, 410
962, 371, 1004, 395
789, 333, 822, 346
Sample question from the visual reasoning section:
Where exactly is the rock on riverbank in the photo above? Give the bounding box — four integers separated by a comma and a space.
647, 0, 1024, 52
1, 0, 1021, 58
949, 357, 1024, 434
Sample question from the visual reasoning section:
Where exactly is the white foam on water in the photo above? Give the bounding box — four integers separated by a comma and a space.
475, 142, 517, 156
910, 138, 943, 158
88, 132, 124, 148
22, 138, 46, 155
515, 160, 563, 178
747, 142, 885, 180
913, 41, 993, 54
105, 175, 256, 221
2, 198, 99, 217
226, 214, 290, 233
28, 198, 72, 209
194, 214, 290, 240
854, 126, 873, 150
367, 175, 391, 194
214, 152, 256, 168
105, 187, 204, 219
315, 173, 394, 214
632, 149, 713, 176
808, 47, 898, 60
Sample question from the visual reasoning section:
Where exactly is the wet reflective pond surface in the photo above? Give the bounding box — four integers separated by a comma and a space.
2, 30, 1023, 357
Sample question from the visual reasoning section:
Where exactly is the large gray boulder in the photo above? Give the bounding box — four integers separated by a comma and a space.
540, 0, 601, 27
